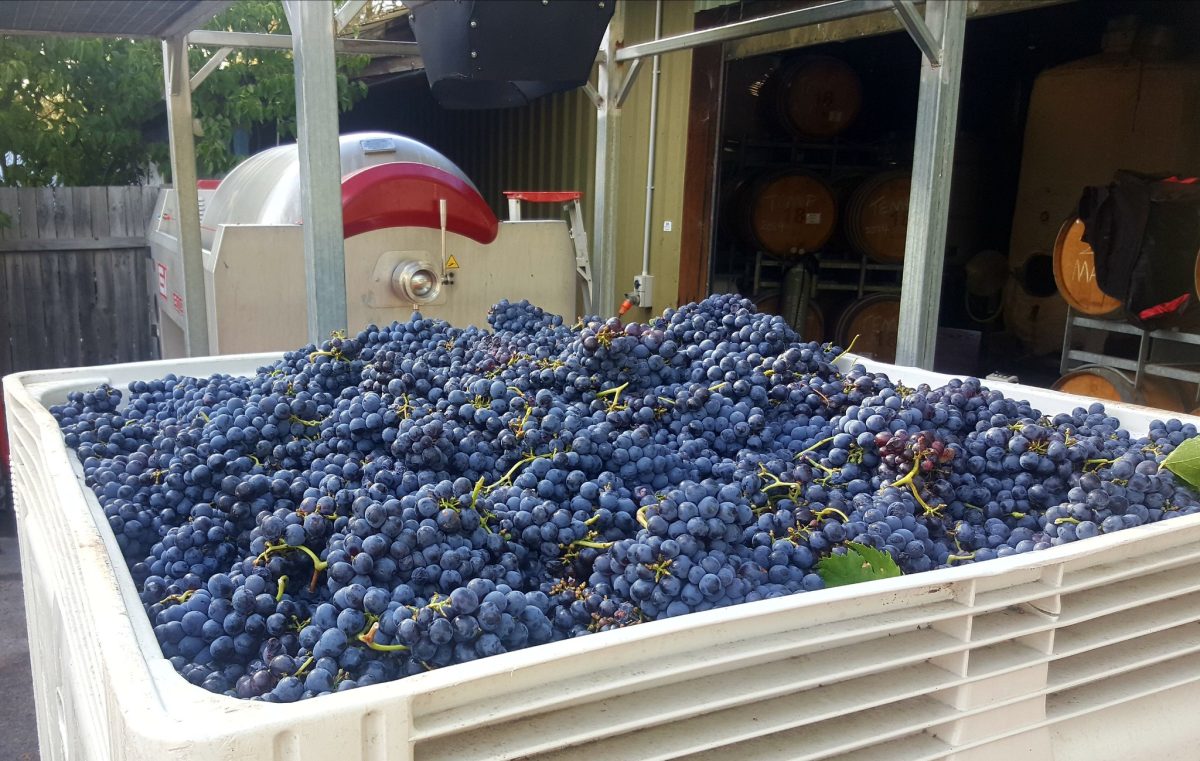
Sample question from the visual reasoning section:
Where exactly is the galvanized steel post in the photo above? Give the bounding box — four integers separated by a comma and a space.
284, 0, 348, 344
593, 10, 624, 318
161, 36, 211, 357
895, 0, 966, 368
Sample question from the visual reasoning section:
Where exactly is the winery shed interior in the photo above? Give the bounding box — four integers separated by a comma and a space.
4, 2, 1200, 761
337, 0, 1200, 409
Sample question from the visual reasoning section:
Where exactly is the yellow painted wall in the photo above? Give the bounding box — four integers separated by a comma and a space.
369, 1, 699, 319
611, 0, 696, 320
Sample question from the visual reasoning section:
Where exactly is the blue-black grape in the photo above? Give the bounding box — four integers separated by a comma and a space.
48, 295, 1200, 701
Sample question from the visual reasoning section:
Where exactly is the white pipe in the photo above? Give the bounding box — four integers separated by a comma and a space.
640, 0, 663, 281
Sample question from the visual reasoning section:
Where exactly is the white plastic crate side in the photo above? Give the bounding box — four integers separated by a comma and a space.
931, 694, 1047, 746
415, 627, 972, 760
1048, 680, 1200, 761
822, 731, 952, 761
8, 352, 1200, 761
679, 695, 962, 761
1046, 650, 1200, 719
408, 584, 963, 737
944, 728, 1054, 761
6, 375, 423, 761
1050, 622, 1200, 693
1056, 563, 1200, 628
7, 387, 116, 760
1052, 592, 1200, 657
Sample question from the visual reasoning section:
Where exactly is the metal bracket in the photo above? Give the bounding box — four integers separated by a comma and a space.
582, 81, 602, 110
187, 29, 420, 57
615, 0, 893, 62
614, 57, 644, 108
190, 47, 232, 91
566, 199, 595, 315
334, 0, 368, 31
892, 0, 942, 66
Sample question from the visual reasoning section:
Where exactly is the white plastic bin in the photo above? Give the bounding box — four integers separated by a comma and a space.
6, 353, 1200, 761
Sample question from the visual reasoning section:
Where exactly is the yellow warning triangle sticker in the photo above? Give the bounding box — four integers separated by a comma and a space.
446, 255, 460, 270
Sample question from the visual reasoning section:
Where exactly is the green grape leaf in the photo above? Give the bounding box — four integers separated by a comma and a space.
817, 542, 902, 588
1162, 437, 1200, 491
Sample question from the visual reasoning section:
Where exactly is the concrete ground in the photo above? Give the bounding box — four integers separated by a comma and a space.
0, 508, 40, 760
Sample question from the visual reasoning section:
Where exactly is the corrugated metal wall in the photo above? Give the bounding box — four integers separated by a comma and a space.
348, 82, 597, 233
345, 0, 694, 316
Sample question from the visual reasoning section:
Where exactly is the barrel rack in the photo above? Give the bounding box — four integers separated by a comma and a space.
1060, 309, 1200, 407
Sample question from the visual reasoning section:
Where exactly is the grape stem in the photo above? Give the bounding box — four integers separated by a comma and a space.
293, 656, 315, 677
829, 334, 860, 366
158, 589, 196, 607
356, 621, 410, 652
814, 507, 851, 523
484, 452, 545, 494
307, 348, 345, 363
794, 436, 835, 460
573, 539, 615, 550
646, 558, 673, 581
887, 457, 945, 517
255, 541, 328, 592
889, 458, 922, 490
275, 575, 288, 602
595, 382, 630, 411
636, 505, 652, 529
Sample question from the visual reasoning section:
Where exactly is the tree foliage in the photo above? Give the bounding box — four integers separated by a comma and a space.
0, 35, 166, 186
0, 1, 369, 186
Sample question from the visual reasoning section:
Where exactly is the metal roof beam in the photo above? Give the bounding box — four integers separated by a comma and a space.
160, 0, 235, 39
892, 0, 941, 66
190, 47, 233, 91
614, 0, 895, 62
282, 0, 349, 343
187, 29, 420, 56
162, 36, 211, 356
335, 0, 369, 31
895, 0, 966, 368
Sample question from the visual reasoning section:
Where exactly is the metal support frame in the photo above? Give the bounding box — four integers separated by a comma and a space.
334, 0, 368, 30
283, 0, 348, 343
191, 0, 369, 92
614, 58, 644, 107
592, 20, 625, 317
190, 47, 232, 91
188, 29, 420, 56
615, 0, 895, 62
595, 0, 965, 335
891, 0, 941, 66
895, 0, 965, 367
162, 36, 211, 356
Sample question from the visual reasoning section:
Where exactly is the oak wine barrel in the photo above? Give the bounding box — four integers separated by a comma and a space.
843, 171, 911, 263
835, 294, 900, 362
774, 56, 862, 139
731, 170, 837, 258
1051, 217, 1123, 318
1052, 366, 1185, 412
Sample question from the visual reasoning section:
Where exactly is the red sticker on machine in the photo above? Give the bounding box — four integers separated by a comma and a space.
157, 262, 168, 300
172, 293, 184, 314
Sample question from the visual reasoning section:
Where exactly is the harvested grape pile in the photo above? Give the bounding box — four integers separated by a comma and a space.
52, 295, 1200, 702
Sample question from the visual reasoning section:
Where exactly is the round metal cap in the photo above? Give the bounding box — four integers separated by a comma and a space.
391, 260, 442, 304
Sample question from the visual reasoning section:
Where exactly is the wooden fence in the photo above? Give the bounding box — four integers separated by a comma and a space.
0, 186, 161, 376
